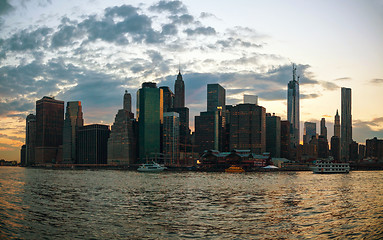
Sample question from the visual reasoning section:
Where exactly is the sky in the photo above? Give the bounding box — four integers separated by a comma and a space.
0, 0, 382, 162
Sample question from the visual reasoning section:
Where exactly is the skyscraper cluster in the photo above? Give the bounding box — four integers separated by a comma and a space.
21, 65, 380, 167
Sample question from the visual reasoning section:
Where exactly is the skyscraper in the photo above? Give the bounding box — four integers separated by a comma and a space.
287, 64, 300, 147
195, 111, 221, 153
280, 120, 291, 159
320, 118, 327, 140
303, 122, 316, 144
163, 112, 180, 164
25, 114, 36, 166
63, 101, 83, 163
137, 82, 163, 162
174, 71, 185, 108
266, 113, 281, 157
230, 104, 266, 154
77, 124, 110, 164
334, 110, 340, 137
341, 87, 352, 161
160, 86, 174, 112
108, 91, 136, 165
207, 83, 226, 112
35, 96, 64, 164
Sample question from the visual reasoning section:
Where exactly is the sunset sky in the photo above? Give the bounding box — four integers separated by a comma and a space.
1, 0, 382, 161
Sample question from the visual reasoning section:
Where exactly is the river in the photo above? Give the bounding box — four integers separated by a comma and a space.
0, 167, 382, 239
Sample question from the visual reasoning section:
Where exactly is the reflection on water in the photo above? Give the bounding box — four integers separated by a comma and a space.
0, 167, 382, 239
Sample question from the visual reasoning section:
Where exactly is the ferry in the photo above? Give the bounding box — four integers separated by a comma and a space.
225, 165, 245, 173
312, 159, 350, 174
137, 162, 167, 173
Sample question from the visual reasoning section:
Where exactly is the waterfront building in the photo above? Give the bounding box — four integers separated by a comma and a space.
318, 135, 329, 158
303, 122, 316, 145
168, 107, 190, 152
244, 94, 258, 105
349, 141, 359, 162
331, 136, 341, 162
334, 110, 340, 137
280, 120, 291, 159
174, 71, 185, 108
341, 87, 352, 161
266, 113, 281, 157
230, 104, 266, 154
20, 145, 26, 166
108, 91, 136, 165
25, 114, 36, 166
320, 118, 327, 140
35, 96, 64, 164
359, 144, 366, 160
195, 111, 222, 153
207, 83, 226, 112
63, 101, 83, 163
163, 112, 180, 164
366, 137, 383, 161
287, 64, 300, 147
77, 124, 110, 164
137, 82, 163, 162
160, 86, 174, 112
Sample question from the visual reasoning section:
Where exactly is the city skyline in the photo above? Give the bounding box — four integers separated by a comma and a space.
0, 0, 383, 161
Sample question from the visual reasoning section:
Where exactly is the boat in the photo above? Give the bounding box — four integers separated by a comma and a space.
137, 162, 167, 173
225, 165, 245, 173
312, 159, 350, 174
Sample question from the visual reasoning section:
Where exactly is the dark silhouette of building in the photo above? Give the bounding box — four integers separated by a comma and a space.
266, 113, 281, 157
334, 110, 340, 137
77, 124, 110, 164
137, 82, 162, 162
230, 104, 266, 154
358, 144, 366, 161
160, 86, 174, 112
207, 83, 226, 112
174, 71, 185, 108
63, 101, 83, 163
280, 120, 291, 159
349, 141, 359, 162
108, 91, 136, 165
35, 96, 64, 164
341, 87, 352, 161
195, 111, 222, 153
366, 137, 383, 161
168, 107, 190, 152
331, 136, 340, 161
318, 135, 329, 158
320, 118, 327, 140
25, 114, 36, 166
287, 64, 300, 147
304, 122, 316, 145
20, 145, 26, 166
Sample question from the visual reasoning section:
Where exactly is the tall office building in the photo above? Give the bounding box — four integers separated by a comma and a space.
160, 86, 174, 112
77, 124, 110, 164
280, 120, 291, 159
108, 91, 136, 165
137, 82, 163, 162
334, 110, 340, 137
244, 94, 258, 105
341, 87, 352, 161
174, 71, 185, 108
266, 113, 281, 157
303, 122, 316, 144
331, 136, 341, 161
195, 111, 222, 153
320, 118, 327, 139
123, 90, 132, 112
207, 83, 226, 112
35, 96, 64, 164
230, 104, 266, 154
287, 64, 300, 147
63, 101, 83, 163
25, 114, 36, 166
163, 112, 180, 164
366, 137, 383, 161
168, 107, 190, 150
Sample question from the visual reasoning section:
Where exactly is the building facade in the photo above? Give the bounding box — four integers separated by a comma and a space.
195, 111, 221, 153
35, 96, 64, 164
63, 101, 83, 163
320, 118, 327, 140
334, 110, 340, 137
266, 113, 281, 157
174, 71, 185, 108
207, 83, 226, 112
163, 112, 180, 164
280, 120, 291, 159
331, 136, 341, 162
303, 122, 316, 144
341, 87, 352, 161
25, 114, 36, 166
77, 124, 110, 164
244, 94, 258, 105
137, 82, 163, 162
230, 104, 266, 154
287, 64, 300, 147
160, 86, 174, 112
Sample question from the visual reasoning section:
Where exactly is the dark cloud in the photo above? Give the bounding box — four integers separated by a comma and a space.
321, 81, 339, 90
215, 38, 262, 49
149, 0, 187, 14
371, 78, 383, 84
161, 23, 178, 35
184, 26, 216, 36
4, 27, 52, 51
301, 93, 321, 99
51, 23, 82, 48
170, 14, 194, 25
0, 0, 14, 15
335, 77, 351, 81
353, 119, 383, 143
0, 99, 34, 117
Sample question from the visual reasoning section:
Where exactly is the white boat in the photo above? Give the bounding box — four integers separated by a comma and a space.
312, 159, 350, 174
137, 162, 167, 173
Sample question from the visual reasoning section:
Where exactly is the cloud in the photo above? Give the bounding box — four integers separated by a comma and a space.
0, 99, 34, 117
335, 77, 351, 81
200, 12, 215, 19
149, 0, 187, 14
353, 118, 383, 143
3, 27, 53, 52
184, 26, 216, 36
161, 23, 178, 35
0, 133, 24, 142
170, 14, 194, 25
321, 81, 339, 90
0, 0, 14, 15
371, 78, 383, 84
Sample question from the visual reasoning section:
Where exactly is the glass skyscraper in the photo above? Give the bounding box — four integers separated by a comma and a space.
341, 87, 352, 161
63, 101, 83, 163
287, 64, 300, 147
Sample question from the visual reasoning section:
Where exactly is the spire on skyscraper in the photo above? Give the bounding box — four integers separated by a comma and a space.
174, 70, 185, 108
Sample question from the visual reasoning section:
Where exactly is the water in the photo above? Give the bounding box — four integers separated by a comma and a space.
0, 167, 382, 239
